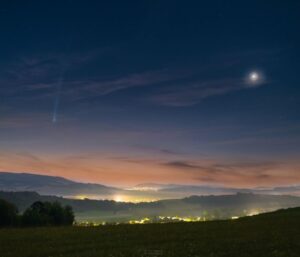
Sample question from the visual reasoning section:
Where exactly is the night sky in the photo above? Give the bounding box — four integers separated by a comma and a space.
0, 1, 299, 187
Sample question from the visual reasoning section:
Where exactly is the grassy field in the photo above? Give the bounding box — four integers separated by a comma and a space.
0, 208, 300, 257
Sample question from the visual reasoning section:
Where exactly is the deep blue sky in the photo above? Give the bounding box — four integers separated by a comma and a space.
0, 1, 299, 187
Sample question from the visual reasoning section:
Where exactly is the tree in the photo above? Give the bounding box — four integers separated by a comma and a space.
22, 201, 51, 226
22, 201, 74, 226
0, 199, 18, 227
64, 205, 75, 225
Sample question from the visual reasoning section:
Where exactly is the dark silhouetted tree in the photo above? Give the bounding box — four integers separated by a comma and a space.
64, 205, 75, 225
22, 201, 74, 226
0, 199, 18, 227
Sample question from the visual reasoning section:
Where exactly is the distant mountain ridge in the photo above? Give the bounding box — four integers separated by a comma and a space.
134, 182, 300, 196
1, 190, 300, 223
0, 172, 121, 198
1, 172, 300, 201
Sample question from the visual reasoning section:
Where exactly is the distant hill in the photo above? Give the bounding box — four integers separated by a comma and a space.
1, 172, 300, 201
134, 182, 300, 196
241, 206, 300, 220
0, 172, 255, 200
0, 172, 121, 198
0, 191, 133, 213
159, 185, 252, 194
133, 183, 246, 193
1, 190, 300, 222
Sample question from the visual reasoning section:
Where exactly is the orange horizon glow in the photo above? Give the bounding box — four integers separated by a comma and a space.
1, 151, 300, 188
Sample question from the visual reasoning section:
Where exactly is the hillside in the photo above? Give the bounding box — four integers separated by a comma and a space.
2, 172, 300, 201
0, 207, 299, 257
0, 172, 120, 197
1, 191, 300, 222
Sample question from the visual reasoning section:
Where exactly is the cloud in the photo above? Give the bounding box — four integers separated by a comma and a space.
60, 69, 183, 102
132, 145, 185, 156
150, 77, 267, 106
0, 50, 109, 99
109, 157, 284, 186
47, 71, 267, 107
164, 160, 277, 173
162, 159, 297, 187
0, 53, 186, 105
0, 151, 300, 188
166, 161, 203, 169
0, 48, 273, 107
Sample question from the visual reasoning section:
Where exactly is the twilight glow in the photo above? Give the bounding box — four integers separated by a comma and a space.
0, 1, 299, 191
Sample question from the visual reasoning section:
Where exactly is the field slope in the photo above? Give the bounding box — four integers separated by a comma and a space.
0, 207, 300, 257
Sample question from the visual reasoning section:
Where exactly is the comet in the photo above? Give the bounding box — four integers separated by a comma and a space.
52, 72, 65, 124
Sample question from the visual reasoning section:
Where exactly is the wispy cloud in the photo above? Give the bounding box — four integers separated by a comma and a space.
101, 155, 300, 187
0, 50, 108, 99
0, 54, 186, 104
150, 77, 267, 106
132, 145, 185, 156
162, 159, 298, 186
59, 69, 184, 102
0, 150, 299, 187
0, 48, 273, 106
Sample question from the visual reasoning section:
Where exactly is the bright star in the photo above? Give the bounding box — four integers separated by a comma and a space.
246, 71, 265, 87
250, 72, 259, 82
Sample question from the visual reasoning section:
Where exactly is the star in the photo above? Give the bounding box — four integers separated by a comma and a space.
249, 72, 259, 82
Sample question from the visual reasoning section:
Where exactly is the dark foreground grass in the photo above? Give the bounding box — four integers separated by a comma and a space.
0, 208, 300, 257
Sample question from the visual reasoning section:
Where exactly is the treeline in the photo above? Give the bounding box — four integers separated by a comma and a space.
0, 198, 74, 227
